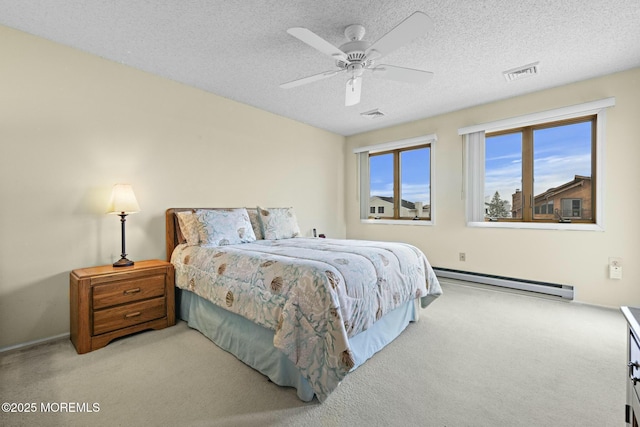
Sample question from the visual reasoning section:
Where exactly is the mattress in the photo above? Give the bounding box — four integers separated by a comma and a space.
171, 237, 441, 401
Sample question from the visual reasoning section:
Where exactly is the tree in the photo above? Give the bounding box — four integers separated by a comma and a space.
487, 191, 510, 218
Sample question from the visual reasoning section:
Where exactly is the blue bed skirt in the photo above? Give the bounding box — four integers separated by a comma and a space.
178, 288, 418, 401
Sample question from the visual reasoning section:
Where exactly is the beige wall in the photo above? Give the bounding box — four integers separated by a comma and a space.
346, 68, 640, 308
0, 26, 346, 348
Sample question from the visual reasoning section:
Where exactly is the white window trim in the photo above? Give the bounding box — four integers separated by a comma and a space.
458, 98, 615, 135
353, 133, 438, 153
354, 134, 437, 226
359, 219, 434, 226
459, 98, 614, 231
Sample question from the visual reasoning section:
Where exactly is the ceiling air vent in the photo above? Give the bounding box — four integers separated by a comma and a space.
503, 62, 539, 82
360, 109, 386, 119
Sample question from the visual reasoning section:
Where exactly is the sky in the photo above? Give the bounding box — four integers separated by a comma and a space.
369, 146, 431, 204
485, 120, 592, 204
369, 120, 591, 208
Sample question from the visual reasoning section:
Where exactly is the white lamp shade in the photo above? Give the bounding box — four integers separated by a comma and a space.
107, 184, 140, 214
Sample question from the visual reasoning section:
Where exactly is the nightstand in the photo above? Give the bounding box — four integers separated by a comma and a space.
70, 259, 175, 354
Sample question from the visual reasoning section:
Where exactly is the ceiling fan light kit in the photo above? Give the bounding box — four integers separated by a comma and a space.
281, 11, 434, 107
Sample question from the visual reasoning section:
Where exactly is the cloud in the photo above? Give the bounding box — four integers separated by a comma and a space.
484, 119, 592, 202
485, 153, 591, 200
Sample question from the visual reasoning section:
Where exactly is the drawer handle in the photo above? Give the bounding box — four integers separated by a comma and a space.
124, 311, 141, 319
123, 288, 141, 295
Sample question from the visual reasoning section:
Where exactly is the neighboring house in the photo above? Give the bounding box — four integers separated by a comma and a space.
511, 175, 592, 220
369, 196, 430, 219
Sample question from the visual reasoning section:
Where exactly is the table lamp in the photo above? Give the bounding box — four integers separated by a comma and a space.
107, 184, 140, 267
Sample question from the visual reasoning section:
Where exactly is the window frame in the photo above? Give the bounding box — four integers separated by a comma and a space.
459, 98, 614, 231
368, 144, 432, 221
485, 115, 596, 224
354, 134, 437, 226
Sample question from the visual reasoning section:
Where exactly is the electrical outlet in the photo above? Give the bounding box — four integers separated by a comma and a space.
459, 252, 466, 262
609, 265, 622, 279
609, 257, 622, 279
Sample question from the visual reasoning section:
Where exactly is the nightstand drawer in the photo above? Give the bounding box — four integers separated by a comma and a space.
93, 297, 166, 335
93, 274, 165, 309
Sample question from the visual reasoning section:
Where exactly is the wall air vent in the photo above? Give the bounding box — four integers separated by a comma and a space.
360, 109, 386, 119
503, 62, 540, 82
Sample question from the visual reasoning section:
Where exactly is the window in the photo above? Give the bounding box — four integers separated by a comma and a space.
562, 198, 582, 218
460, 98, 614, 230
535, 200, 553, 215
485, 117, 595, 223
354, 134, 437, 225
369, 145, 431, 220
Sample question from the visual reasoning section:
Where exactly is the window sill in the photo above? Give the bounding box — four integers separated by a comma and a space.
467, 221, 603, 231
360, 219, 433, 226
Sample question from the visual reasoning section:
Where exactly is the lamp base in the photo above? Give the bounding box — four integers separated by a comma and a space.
113, 257, 134, 268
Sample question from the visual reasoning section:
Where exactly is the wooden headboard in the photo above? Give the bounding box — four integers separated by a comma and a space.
165, 208, 194, 262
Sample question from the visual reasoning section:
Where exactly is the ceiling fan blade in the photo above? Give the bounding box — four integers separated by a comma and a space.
371, 65, 434, 84
345, 77, 362, 106
365, 11, 433, 60
287, 27, 348, 61
280, 70, 341, 89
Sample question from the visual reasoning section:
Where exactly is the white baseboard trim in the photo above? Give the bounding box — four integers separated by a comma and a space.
434, 268, 574, 300
0, 332, 70, 354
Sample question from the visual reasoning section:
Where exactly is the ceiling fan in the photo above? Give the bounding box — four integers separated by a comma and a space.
280, 11, 434, 106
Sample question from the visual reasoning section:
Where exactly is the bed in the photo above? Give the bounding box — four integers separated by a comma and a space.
165, 207, 442, 402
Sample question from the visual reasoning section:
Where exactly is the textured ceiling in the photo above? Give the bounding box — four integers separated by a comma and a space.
1, 0, 639, 136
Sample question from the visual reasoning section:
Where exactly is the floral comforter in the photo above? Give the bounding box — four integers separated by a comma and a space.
171, 237, 441, 401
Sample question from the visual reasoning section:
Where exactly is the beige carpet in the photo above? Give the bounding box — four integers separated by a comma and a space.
0, 281, 627, 427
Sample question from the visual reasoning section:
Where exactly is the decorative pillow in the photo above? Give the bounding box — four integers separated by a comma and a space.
246, 208, 264, 240
176, 210, 200, 246
257, 207, 300, 240
195, 208, 256, 246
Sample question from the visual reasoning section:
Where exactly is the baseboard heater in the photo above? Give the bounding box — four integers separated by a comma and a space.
433, 267, 574, 300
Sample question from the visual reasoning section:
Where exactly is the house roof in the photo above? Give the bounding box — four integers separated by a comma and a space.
535, 175, 591, 201
371, 195, 419, 210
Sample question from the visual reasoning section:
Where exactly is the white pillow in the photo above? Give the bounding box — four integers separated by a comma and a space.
257, 207, 300, 240
195, 208, 256, 246
176, 210, 200, 246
